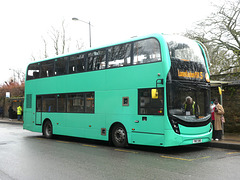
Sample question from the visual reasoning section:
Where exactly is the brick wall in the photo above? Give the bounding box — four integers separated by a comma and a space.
211, 85, 240, 133
0, 97, 24, 118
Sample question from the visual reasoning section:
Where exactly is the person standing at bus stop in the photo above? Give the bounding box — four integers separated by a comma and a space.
210, 100, 216, 140
0, 107, 3, 119
17, 105, 22, 121
214, 99, 225, 141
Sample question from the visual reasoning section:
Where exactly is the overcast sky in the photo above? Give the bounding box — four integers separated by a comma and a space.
0, 0, 220, 84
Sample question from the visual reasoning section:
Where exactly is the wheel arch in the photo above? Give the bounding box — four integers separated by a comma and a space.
109, 122, 128, 144
42, 118, 52, 133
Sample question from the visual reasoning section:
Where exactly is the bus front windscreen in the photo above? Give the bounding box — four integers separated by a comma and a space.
165, 35, 211, 125
167, 81, 211, 123
164, 35, 206, 65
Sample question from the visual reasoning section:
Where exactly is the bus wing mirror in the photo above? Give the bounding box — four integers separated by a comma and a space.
151, 89, 158, 99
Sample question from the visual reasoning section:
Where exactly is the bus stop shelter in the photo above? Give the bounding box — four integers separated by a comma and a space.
210, 80, 231, 134
210, 80, 231, 106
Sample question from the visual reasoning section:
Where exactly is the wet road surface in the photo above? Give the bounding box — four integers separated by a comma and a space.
0, 123, 240, 180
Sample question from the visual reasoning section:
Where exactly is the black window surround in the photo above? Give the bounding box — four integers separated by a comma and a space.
138, 88, 164, 115
27, 38, 161, 80
36, 92, 95, 114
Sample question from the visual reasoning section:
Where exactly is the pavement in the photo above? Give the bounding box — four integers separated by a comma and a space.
0, 117, 240, 150
204, 133, 240, 150
0, 117, 24, 124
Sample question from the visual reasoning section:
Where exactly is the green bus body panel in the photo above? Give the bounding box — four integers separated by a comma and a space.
164, 128, 212, 147
24, 62, 168, 142
179, 124, 211, 135
23, 34, 212, 147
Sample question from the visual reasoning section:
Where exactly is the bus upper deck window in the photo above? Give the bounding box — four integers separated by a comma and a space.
133, 38, 161, 65
41, 61, 54, 77
107, 44, 131, 68
69, 54, 85, 73
55, 58, 68, 76
88, 50, 106, 71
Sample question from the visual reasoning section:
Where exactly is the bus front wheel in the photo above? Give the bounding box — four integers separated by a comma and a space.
43, 120, 53, 139
111, 124, 128, 148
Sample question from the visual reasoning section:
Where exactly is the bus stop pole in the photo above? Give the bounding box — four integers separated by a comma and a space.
219, 85, 224, 135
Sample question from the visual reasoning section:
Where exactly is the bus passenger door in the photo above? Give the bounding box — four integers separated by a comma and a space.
136, 88, 165, 133
35, 96, 42, 125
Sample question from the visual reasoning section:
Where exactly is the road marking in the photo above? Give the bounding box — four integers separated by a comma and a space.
226, 152, 240, 155
56, 140, 70, 144
194, 156, 211, 160
82, 144, 97, 148
34, 137, 214, 160
114, 149, 139, 154
160, 155, 210, 161
161, 155, 194, 161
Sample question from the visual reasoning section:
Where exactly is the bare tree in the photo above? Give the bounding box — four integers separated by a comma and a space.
185, 0, 240, 76
76, 40, 85, 50
42, 36, 48, 58
61, 20, 66, 54
31, 19, 85, 61
50, 26, 60, 56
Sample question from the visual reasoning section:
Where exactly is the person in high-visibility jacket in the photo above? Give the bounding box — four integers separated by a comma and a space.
183, 96, 198, 116
17, 105, 22, 121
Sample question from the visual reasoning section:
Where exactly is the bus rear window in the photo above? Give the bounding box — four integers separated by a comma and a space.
27, 63, 40, 80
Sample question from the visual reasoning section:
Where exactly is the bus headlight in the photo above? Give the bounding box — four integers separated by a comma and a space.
170, 119, 180, 134
210, 122, 213, 132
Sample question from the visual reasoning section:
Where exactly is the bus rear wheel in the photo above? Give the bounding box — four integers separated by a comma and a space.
43, 120, 53, 139
111, 124, 128, 148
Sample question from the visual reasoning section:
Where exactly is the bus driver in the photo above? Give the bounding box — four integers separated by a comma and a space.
183, 96, 198, 116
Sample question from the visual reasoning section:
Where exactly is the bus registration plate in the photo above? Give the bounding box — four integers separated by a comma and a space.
193, 139, 202, 143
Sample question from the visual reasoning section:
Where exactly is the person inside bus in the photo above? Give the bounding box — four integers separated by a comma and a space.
183, 96, 199, 116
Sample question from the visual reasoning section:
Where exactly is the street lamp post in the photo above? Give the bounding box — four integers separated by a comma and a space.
72, 17, 92, 48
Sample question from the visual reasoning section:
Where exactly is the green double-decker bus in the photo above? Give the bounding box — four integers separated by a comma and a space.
23, 33, 212, 147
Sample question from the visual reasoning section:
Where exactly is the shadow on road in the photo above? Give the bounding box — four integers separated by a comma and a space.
25, 134, 207, 155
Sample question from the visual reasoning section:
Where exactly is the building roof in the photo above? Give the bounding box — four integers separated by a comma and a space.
210, 80, 232, 87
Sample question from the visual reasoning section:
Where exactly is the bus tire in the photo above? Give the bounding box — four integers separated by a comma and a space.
111, 124, 128, 148
43, 120, 53, 139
